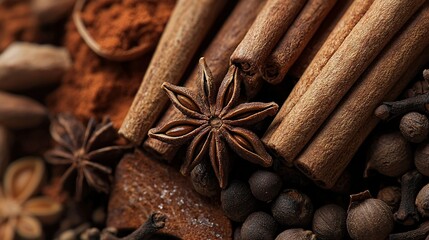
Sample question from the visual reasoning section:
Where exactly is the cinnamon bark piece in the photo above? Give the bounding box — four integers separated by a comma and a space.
263, 0, 425, 164
261, 0, 337, 84
230, 0, 307, 97
107, 150, 232, 240
143, 0, 267, 161
119, 0, 226, 145
263, 0, 374, 141
296, 4, 429, 188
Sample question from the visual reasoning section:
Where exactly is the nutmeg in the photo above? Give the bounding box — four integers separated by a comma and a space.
416, 183, 429, 218
365, 132, 412, 177
400, 112, 429, 143
248, 170, 282, 202
221, 180, 258, 222
415, 141, 429, 177
190, 162, 219, 197
377, 186, 401, 212
275, 229, 316, 240
347, 190, 394, 240
241, 211, 277, 240
271, 189, 313, 227
312, 204, 346, 240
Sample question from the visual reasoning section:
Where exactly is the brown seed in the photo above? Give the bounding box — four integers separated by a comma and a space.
347, 190, 393, 240
312, 204, 346, 240
31, 0, 75, 25
190, 162, 219, 197
221, 180, 258, 222
400, 112, 429, 143
416, 183, 429, 218
271, 189, 313, 228
414, 141, 429, 176
377, 186, 401, 212
241, 211, 277, 240
275, 228, 316, 240
248, 170, 283, 202
365, 131, 412, 177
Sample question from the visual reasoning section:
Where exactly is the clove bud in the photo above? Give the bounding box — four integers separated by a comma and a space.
394, 170, 422, 226
389, 221, 429, 240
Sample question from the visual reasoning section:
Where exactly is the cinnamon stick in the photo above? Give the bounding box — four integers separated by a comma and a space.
261, 0, 337, 84
263, 0, 425, 164
230, 0, 306, 97
119, 0, 226, 145
263, 0, 374, 140
289, 0, 354, 79
143, 0, 266, 161
295, 3, 429, 188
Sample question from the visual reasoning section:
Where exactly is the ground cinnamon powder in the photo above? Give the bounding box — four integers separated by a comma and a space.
0, 1, 40, 52
47, 0, 176, 127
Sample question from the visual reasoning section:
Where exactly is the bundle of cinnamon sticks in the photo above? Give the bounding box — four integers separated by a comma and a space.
120, 0, 429, 189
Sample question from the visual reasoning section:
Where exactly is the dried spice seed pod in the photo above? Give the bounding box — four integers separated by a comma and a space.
400, 112, 429, 143
312, 204, 346, 240
271, 189, 313, 227
240, 211, 277, 240
365, 132, 412, 177
275, 228, 316, 240
377, 186, 401, 212
221, 180, 258, 222
416, 183, 429, 218
394, 170, 422, 226
347, 190, 394, 240
415, 141, 429, 176
190, 161, 219, 197
248, 170, 283, 202
389, 221, 429, 240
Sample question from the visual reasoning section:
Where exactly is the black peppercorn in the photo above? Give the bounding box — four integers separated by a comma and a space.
312, 204, 346, 240
248, 170, 283, 202
191, 162, 219, 197
221, 180, 258, 222
241, 211, 277, 240
271, 189, 313, 228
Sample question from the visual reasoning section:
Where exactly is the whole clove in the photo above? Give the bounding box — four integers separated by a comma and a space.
394, 170, 423, 226
389, 221, 429, 240
375, 92, 429, 121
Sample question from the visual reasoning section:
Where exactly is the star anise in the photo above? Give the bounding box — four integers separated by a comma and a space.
44, 114, 131, 200
149, 58, 278, 188
0, 157, 62, 240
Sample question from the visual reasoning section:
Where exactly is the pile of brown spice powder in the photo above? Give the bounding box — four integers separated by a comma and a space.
0, 0, 40, 52
47, 0, 176, 127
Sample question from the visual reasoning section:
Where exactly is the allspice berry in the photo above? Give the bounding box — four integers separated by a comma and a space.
241, 211, 277, 240
400, 112, 429, 143
248, 170, 282, 202
377, 186, 401, 212
271, 189, 313, 227
275, 229, 316, 240
221, 180, 258, 222
365, 132, 412, 177
416, 183, 429, 218
414, 141, 429, 177
347, 190, 394, 240
312, 204, 346, 240
190, 162, 219, 197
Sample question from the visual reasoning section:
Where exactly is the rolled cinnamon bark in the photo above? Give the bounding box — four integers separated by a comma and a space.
230, 0, 306, 97
263, 0, 374, 140
263, 0, 425, 164
119, 0, 227, 145
295, 3, 429, 188
261, 0, 337, 84
143, 0, 267, 161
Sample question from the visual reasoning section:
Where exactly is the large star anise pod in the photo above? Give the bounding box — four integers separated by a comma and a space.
149, 58, 278, 188
45, 114, 131, 200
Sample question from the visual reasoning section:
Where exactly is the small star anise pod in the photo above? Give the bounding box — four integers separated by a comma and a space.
149, 58, 278, 188
45, 114, 131, 200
